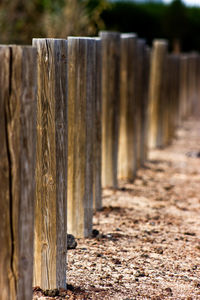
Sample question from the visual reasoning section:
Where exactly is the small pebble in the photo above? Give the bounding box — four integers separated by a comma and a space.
92, 229, 100, 238
67, 234, 77, 249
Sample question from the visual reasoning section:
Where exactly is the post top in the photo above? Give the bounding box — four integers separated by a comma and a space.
153, 39, 168, 47
67, 36, 95, 40
138, 38, 146, 45
121, 33, 137, 39
32, 38, 67, 42
99, 31, 120, 38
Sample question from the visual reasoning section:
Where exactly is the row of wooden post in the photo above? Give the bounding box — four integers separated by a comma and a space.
0, 33, 199, 299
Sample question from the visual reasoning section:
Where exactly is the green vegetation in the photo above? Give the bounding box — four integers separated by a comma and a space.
0, 0, 200, 51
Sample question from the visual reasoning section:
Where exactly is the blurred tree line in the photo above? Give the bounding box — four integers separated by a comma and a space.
102, 0, 200, 52
0, 0, 200, 52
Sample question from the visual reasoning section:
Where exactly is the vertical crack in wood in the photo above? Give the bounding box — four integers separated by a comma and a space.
5, 47, 17, 294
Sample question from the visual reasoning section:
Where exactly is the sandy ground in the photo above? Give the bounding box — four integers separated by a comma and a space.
33, 118, 200, 299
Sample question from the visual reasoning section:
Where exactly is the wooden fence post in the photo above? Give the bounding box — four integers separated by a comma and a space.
196, 55, 200, 117
93, 37, 102, 210
167, 55, 175, 142
161, 54, 171, 146
190, 53, 199, 116
99, 31, 120, 188
179, 55, 188, 121
142, 45, 151, 162
187, 54, 197, 117
118, 33, 137, 181
67, 37, 95, 237
32, 39, 67, 290
137, 39, 148, 166
174, 56, 181, 128
0, 45, 37, 299
167, 55, 180, 141
148, 39, 168, 149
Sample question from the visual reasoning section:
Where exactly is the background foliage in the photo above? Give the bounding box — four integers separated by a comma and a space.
0, 0, 200, 51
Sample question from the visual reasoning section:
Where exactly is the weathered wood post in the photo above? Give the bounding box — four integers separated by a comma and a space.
187, 54, 197, 117
135, 39, 145, 168
99, 31, 120, 188
118, 33, 138, 181
179, 55, 188, 121
93, 37, 102, 210
67, 37, 96, 237
0, 45, 37, 299
148, 39, 168, 149
174, 55, 181, 128
138, 39, 149, 166
142, 45, 151, 162
196, 55, 200, 117
185, 55, 191, 118
190, 53, 198, 116
171, 55, 180, 134
32, 39, 67, 289
167, 55, 175, 142
162, 54, 172, 146
167, 55, 180, 141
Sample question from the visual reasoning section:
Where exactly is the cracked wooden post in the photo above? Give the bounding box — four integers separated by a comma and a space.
99, 31, 120, 188
0, 46, 37, 299
93, 38, 102, 210
67, 37, 95, 237
32, 39, 67, 290
118, 33, 138, 181
148, 40, 168, 149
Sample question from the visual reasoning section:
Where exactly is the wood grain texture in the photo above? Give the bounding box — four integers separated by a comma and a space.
99, 31, 120, 188
33, 39, 67, 289
0, 46, 13, 300
148, 40, 168, 149
118, 34, 137, 180
0, 45, 37, 300
67, 37, 95, 238
93, 38, 102, 210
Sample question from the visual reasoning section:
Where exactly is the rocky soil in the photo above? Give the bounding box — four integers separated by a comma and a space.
33, 118, 200, 299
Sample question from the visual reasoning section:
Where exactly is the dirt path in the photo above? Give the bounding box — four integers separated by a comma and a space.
34, 118, 200, 299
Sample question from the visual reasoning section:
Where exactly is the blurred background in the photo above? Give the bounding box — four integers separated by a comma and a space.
0, 0, 200, 52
